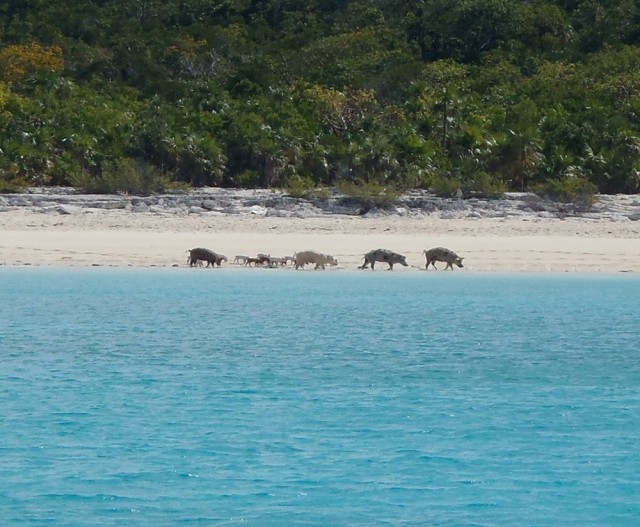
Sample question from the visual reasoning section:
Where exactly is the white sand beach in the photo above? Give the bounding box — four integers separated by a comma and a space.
3, 204, 640, 273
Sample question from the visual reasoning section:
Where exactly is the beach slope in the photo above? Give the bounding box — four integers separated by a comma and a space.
3, 205, 640, 272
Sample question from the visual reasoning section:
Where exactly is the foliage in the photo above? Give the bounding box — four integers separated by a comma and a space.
69, 158, 172, 195
336, 179, 400, 208
428, 174, 462, 198
0, 44, 64, 81
285, 175, 329, 200
1, 1, 640, 196
461, 171, 508, 198
0, 174, 28, 193
531, 176, 598, 210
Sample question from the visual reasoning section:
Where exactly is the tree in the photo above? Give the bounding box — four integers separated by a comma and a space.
0, 43, 63, 82
409, 0, 523, 63
491, 98, 545, 191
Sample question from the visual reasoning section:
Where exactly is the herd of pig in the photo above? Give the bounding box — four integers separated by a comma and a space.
187, 247, 464, 271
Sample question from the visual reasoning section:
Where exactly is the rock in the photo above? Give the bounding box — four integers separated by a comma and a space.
56, 205, 76, 215
266, 209, 293, 217
131, 203, 149, 213
293, 210, 312, 218
8, 197, 30, 206
2, 186, 639, 221
250, 205, 267, 216
201, 199, 219, 211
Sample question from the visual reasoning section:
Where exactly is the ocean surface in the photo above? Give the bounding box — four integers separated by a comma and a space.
1, 268, 639, 526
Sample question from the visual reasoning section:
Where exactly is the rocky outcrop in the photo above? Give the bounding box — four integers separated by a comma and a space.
1, 187, 640, 221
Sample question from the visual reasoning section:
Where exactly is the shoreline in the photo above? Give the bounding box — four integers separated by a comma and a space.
2, 264, 636, 278
2, 189, 640, 273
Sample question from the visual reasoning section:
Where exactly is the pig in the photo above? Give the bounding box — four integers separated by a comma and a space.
423, 247, 464, 270
188, 247, 226, 267
359, 249, 408, 270
293, 250, 338, 270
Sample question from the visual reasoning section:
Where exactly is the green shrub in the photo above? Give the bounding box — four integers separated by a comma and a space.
308, 186, 332, 199
162, 180, 192, 193
428, 171, 506, 198
0, 175, 28, 193
428, 174, 461, 197
530, 176, 598, 210
335, 179, 400, 207
285, 176, 331, 199
234, 170, 262, 189
69, 158, 172, 195
461, 171, 507, 198
285, 175, 316, 198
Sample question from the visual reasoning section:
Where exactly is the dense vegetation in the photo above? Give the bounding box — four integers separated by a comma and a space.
2, 0, 640, 199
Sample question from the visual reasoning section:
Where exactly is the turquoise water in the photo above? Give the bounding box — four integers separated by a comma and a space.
1, 268, 639, 526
